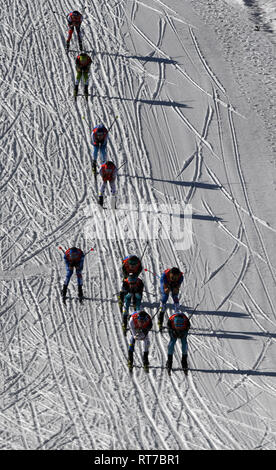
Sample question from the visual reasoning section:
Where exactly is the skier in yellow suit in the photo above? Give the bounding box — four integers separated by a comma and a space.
74, 53, 92, 101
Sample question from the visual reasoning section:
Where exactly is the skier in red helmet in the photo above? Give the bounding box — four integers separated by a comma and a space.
66, 10, 83, 51
127, 310, 153, 372
98, 161, 117, 206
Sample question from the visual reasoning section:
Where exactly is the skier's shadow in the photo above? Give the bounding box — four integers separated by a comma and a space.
92, 51, 178, 65
189, 368, 276, 377
122, 173, 221, 191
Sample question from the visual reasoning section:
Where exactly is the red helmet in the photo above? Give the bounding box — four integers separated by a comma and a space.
136, 310, 149, 328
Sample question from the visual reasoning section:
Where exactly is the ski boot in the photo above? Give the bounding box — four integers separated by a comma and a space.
182, 354, 188, 375
92, 160, 97, 176
78, 285, 84, 303
66, 40, 70, 52
143, 351, 149, 373
127, 350, 133, 373
84, 84, 88, 101
166, 354, 173, 376
98, 195, 103, 206
61, 284, 67, 304
74, 84, 79, 101
158, 308, 165, 332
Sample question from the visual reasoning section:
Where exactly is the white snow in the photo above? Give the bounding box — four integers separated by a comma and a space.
1, 0, 276, 451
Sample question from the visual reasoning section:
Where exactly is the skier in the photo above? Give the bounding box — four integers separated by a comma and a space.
122, 255, 143, 279
166, 311, 190, 375
61, 247, 85, 303
158, 267, 184, 330
98, 161, 117, 206
128, 310, 152, 372
91, 124, 109, 173
121, 274, 144, 333
118, 255, 143, 311
74, 53, 92, 100
66, 10, 83, 51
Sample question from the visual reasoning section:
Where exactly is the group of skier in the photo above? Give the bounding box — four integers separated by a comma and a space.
61, 12, 190, 376
61, 247, 190, 375
65, 11, 118, 207
65, 11, 91, 100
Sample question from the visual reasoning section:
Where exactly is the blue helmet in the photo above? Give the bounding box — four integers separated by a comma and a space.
70, 247, 79, 259
96, 123, 106, 135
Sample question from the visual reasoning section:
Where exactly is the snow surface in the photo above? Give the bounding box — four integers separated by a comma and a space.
1, 0, 276, 451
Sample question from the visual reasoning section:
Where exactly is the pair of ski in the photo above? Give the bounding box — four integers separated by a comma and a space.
97, 193, 117, 210
74, 87, 89, 102
66, 41, 83, 54
62, 294, 84, 305
74, 93, 89, 102
127, 362, 188, 376
127, 362, 149, 374
167, 365, 188, 377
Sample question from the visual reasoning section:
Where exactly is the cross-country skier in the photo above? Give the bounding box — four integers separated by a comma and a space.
118, 255, 143, 311
121, 274, 144, 333
158, 267, 184, 330
61, 247, 85, 303
128, 310, 152, 372
166, 311, 190, 374
74, 53, 92, 100
122, 255, 143, 278
98, 161, 117, 206
66, 10, 83, 51
91, 124, 109, 173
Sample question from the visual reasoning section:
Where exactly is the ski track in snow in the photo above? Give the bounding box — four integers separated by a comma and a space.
1, 0, 276, 450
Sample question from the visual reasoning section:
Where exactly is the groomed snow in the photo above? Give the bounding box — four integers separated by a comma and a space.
1, 0, 275, 450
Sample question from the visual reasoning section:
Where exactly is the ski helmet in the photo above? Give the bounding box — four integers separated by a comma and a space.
96, 124, 106, 136
137, 310, 148, 325
128, 255, 139, 266
72, 11, 80, 17
105, 161, 115, 169
170, 267, 181, 275
70, 247, 79, 259
79, 53, 88, 63
169, 267, 181, 280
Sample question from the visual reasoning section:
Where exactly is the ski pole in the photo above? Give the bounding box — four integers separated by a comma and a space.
141, 241, 149, 261
117, 160, 127, 171
84, 248, 95, 256
58, 246, 94, 256
188, 302, 200, 321
144, 268, 161, 279
108, 115, 119, 131
151, 306, 161, 321
82, 115, 90, 127
53, 7, 86, 16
